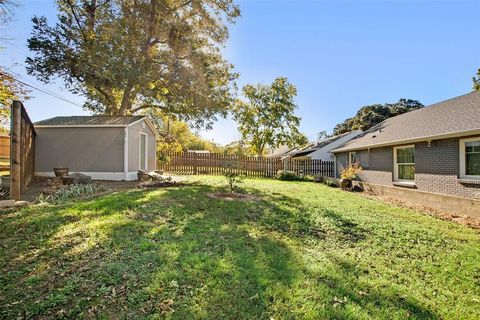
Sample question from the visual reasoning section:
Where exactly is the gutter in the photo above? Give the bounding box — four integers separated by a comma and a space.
331, 128, 480, 153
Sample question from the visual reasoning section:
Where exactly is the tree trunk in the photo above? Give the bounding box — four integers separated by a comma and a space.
118, 81, 135, 115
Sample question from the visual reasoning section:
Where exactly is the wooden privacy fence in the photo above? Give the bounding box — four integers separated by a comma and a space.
158, 152, 335, 178
0, 135, 10, 160
10, 100, 36, 200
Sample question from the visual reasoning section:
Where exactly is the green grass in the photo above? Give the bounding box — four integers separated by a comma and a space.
1, 176, 479, 319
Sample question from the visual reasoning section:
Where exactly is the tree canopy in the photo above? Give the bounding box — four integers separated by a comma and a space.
0, 0, 29, 132
148, 112, 220, 155
333, 99, 424, 135
26, 0, 240, 127
233, 77, 308, 156
474, 69, 480, 91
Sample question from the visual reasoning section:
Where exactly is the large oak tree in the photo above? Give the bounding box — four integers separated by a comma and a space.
333, 99, 424, 135
26, 0, 240, 127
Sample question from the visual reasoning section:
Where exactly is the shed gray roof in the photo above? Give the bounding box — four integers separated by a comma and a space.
35, 116, 145, 126
332, 91, 480, 152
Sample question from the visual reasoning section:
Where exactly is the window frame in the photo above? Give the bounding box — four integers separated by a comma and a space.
393, 145, 415, 183
459, 137, 480, 179
349, 151, 357, 165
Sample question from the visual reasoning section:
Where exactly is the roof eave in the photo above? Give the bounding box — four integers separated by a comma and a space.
331, 128, 480, 153
34, 124, 128, 128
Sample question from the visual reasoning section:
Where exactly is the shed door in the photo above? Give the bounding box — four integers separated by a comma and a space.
140, 133, 147, 171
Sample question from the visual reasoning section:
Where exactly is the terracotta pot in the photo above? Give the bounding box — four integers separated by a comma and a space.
53, 167, 69, 177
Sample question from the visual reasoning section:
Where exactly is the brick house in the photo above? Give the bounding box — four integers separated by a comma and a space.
331, 91, 480, 215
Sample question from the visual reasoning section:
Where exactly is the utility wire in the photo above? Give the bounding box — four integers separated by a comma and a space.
7, 73, 83, 108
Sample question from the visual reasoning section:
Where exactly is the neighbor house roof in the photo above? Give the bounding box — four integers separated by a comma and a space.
288, 132, 356, 158
34, 116, 145, 126
332, 91, 480, 153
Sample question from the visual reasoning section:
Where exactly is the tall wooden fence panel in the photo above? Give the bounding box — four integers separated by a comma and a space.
0, 135, 10, 160
158, 152, 335, 178
10, 100, 36, 200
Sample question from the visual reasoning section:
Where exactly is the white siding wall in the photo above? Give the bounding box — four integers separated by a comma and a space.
308, 131, 362, 161
127, 119, 156, 172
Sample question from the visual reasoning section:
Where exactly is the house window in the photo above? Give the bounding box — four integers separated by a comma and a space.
394, 145, 415, 182
349, 152, 357, 165
460, 137, 480, 178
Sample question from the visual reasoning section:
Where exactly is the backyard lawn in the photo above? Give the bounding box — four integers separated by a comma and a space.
1, 177, 479, 319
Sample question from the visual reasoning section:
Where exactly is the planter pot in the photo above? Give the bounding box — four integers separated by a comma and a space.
53, 167, 69, 177
340, 178, 352, 191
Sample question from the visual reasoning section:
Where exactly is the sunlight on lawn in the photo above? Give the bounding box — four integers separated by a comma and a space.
0, 176, 479, 319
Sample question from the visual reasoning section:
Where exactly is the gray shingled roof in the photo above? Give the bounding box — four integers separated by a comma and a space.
332, 91, 480, 152
35, 116, 145, 126
289, 132, 353, 158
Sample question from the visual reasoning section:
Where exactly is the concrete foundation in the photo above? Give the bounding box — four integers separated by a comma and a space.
321, 177, 480, 218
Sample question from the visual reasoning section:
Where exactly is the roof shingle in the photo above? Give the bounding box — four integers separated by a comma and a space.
34, 116, 145, 126
332, 91, 480, 152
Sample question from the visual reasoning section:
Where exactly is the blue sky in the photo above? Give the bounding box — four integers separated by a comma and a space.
1, 0, 479, 144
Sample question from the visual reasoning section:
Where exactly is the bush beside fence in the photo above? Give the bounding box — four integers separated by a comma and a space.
157, 152, 335, 178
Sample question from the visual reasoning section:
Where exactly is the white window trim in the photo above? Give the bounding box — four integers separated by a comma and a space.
459, 136, 480, 179
349, 151, 357, 165
393, 145, 415, 183
139, 132, 148, 171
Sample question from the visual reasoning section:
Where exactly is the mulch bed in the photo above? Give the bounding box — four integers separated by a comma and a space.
358, 192, 480, 229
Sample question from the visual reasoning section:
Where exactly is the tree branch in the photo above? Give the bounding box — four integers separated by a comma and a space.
131, 103, 166, 114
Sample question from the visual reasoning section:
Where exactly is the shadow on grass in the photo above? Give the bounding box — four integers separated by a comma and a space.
0, 182, 438, 319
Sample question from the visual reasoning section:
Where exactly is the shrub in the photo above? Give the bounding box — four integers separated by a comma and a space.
222, 160, 244, 193
275, 170, 312, 181
223, 172, 244, 193
340, 162, 362, 180
38, 184, 106, 203
158, 154, 171, 166
323, 179, 338, 188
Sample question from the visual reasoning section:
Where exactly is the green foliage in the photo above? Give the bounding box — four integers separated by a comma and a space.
323, 178, 338, 187
26, 0, 240, 126
2, 177, 480, 319
148, 111, 221, 154
474, 68, 480, 91
316, 130, 330, 142
0, 2, 30, 132
340, 162, 362, 180
157, 154, 171, 166
222, 160, 244, 192
0, 68, 30, 132
38, 183, 105, 203
222, 140, 250, 156
275, 170, 311, 181
223, 172, 244, 193
234, 77, 308, 156
333, 99, 424, 135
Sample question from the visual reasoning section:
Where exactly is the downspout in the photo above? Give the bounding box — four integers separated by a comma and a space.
333, 154, 337, 178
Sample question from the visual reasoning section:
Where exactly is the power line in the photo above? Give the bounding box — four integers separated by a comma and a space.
2, 61, 85, 108
10, 75, 83, 108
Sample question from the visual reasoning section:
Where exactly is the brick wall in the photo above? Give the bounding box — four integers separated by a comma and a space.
336, 147, 392, 185
335, 137, 480, 199
415, 139, 480, 198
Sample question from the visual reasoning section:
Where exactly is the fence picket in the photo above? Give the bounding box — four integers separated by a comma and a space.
157, 152, 335, 178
